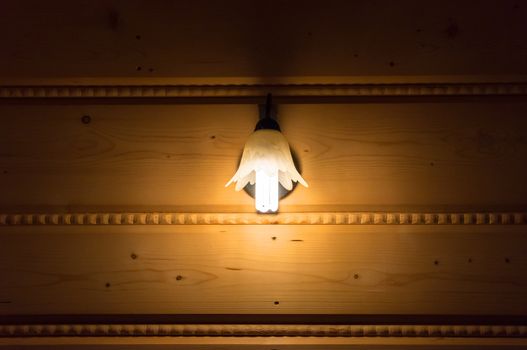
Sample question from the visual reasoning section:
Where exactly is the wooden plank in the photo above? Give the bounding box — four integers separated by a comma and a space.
1, 102, 527, 212
1, 225, 526, 316
1, 0, 527, 81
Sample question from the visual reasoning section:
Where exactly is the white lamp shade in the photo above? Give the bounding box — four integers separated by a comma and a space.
225, 129, 308, 192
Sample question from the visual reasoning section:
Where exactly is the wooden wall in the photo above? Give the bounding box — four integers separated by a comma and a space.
1, 0, 527, 348
1, 86, 527, 349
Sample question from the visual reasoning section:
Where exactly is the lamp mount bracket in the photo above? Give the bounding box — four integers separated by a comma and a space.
255, 93, 281, 131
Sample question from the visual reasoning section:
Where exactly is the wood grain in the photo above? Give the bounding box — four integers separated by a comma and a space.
1, 102, 527, 212
1, 0, 527, 82
1, 225, 526, 316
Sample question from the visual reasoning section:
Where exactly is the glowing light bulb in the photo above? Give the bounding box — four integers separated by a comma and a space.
255, 169, 279, 212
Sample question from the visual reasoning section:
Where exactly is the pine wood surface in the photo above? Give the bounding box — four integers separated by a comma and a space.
1, 225, 526, 316
1, 1, 527, 81
2, 1, 527, 347
1, 102, 527, 213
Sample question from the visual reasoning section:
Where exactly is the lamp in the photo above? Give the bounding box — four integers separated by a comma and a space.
226, 94, 308, 213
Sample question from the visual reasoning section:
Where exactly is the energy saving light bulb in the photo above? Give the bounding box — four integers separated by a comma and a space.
255, 169, 279, 213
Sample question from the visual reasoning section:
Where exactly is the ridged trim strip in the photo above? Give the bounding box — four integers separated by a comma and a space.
1, 83, 527, 98
0, 212, 526, 225
1, 324, 526, 337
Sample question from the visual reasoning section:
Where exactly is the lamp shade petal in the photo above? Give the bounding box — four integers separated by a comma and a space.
226, 129, 308, 191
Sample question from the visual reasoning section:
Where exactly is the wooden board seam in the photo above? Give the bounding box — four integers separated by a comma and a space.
1, 324, 527, 338
1, 82, 527, 98
1, 212, 526, 225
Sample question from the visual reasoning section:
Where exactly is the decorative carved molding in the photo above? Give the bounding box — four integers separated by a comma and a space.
0, 212, 526, 225
1, 324, 526, 337
1, 82, 527, 98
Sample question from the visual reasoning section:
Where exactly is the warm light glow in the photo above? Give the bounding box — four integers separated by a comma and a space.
226, 129, 308, 213
255, 169, 279, 212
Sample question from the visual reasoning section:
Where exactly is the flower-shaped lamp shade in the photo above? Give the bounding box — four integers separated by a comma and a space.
226, 129, 308, 213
